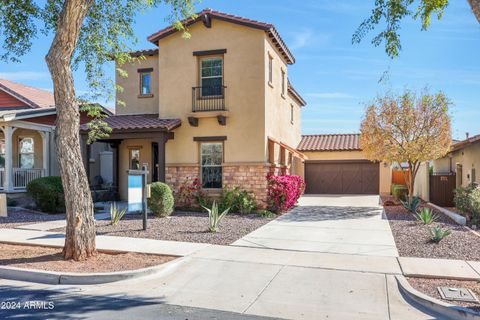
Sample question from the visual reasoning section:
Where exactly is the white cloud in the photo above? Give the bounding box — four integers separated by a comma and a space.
0, 71, 50, 81
306, 92, 356, 99
289, 29, 330, 51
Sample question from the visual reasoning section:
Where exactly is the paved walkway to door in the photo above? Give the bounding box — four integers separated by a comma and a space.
233, 195, 399, 257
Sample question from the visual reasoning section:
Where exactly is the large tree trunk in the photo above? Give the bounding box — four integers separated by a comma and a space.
45, 0, 96, 261
467, 0, 480, 23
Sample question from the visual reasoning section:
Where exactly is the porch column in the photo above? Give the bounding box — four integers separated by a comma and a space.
153, 134, 168, 183
40, 131, 50, 177
4, 126, 15, 192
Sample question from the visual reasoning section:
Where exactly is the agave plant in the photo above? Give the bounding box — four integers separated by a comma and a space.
401, 196, 421, 213
415, 207, 438, 225
429, 227, 451, 243
110, 202, 126, 226
202, 201, 230, 232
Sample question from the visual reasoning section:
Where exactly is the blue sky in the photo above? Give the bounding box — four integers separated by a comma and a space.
1, 0, 479, 140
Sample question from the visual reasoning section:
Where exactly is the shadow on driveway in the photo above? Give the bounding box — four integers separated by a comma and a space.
277, 206, 383, 223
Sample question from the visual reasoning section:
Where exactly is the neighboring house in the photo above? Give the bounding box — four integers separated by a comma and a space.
433, 134, 480, 188
297, 134, 391, 195
0, 79, 111, 192
82, 9, 307, 204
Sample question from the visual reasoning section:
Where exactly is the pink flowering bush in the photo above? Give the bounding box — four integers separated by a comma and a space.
267, 174, 305, 213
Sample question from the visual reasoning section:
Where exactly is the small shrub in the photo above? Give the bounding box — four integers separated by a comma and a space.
258, 209, 276, 218
454, 184, 480, 225
391, 184, 408, 201
26, 176, 65, 214
267, 174, 305, 214
110, 202, 126, 226
401, 196, 421, 213
202, 200, 229, 232
6, 198, 17, 207
174, 178, 208, 211
415, 207, 437, 225
218, 187, 257, 214
429, 227, 451, 243
148, 182, 174, 217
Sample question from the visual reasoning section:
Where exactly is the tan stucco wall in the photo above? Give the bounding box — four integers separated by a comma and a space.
264, 37, 302, 163
303, 150, 392, 195
156, 20, 267, 164
116, 55, 159, 115
116, 19, 303, 166
413, 162, 430, 201
433, 143, 480, 187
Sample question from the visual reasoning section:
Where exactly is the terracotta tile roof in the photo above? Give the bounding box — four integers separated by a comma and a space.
147, 8, 295, 64
128, 48, 159, 57
0, 79, 55, 108
81, 114, 181, 132
450, 134, 480, 152
298, 134, 361, 151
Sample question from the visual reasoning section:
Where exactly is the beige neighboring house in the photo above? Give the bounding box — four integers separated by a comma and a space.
297, 134, 391, 195
433, 134, 480, 188
81, 9, 307, 204
0, 79, 112, 193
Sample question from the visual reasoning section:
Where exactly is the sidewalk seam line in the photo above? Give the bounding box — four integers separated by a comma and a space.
242, 264, 286, 314
385, 274, 392, 320
465, 260, 480, 277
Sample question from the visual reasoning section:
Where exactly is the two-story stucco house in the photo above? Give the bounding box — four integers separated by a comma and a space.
81, 9, 307, 204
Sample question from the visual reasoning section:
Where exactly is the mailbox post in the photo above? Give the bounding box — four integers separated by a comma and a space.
127, 164, 149, 230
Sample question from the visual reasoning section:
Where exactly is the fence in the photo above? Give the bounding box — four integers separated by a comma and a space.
429, 173, 456, 207
392, 169, 410, 185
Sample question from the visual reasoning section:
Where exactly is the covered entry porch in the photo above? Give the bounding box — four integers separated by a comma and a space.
81, 114, 180, 200
0, 121, 53, 192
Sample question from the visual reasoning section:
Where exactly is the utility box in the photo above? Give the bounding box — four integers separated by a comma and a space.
0, 194, 7, 217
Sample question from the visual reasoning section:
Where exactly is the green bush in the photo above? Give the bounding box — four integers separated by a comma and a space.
454, 184, 480, 225
218, 187, 257, 214
26, 176, 65, 214
392, 184, 408, 201
148, 182, 174, 217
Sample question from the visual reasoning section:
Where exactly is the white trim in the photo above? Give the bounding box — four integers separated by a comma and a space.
9, 120, 54, 132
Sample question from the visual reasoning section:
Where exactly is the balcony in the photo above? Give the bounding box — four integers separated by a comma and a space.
192, 86, 227, 112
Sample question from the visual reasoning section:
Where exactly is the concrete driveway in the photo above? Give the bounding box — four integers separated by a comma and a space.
233, 195, 399, 257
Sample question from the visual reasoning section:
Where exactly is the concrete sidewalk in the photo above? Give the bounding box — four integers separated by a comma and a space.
0, 228, 210, 257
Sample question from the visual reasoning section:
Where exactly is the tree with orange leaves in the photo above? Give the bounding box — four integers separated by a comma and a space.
360, 89, 452, 205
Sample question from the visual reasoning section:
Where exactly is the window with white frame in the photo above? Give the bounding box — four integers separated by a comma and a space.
0, 139, 5, 168
19, 137, 34, 169
200, 142, 223, 189
201, 57, 223, 97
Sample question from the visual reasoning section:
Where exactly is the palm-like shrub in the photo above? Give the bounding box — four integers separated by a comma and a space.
148, 182, 174, 217
415, 207, 437, 225
203, 201, 229, 232
429, 227, 451, 243
110, 202, 126, 226
401, 196, 421, 213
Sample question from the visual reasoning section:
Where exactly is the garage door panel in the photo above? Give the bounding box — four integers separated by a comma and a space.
305, 161, 379, 195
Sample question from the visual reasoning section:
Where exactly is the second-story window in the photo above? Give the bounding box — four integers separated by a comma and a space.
281, 69, 286, 97
138, 68, 152, 96
290, 105, 294, 124
201, 57, 223, 97
268, 55, 273, 84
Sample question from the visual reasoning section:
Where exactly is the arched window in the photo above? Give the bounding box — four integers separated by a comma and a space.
19, 137, 34, 169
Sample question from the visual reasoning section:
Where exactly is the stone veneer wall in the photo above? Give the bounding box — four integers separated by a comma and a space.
166, 164, 278, 208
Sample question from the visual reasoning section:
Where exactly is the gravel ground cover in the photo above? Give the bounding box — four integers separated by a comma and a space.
0, 243, 175, 273
384, 205, 480, 261
53, 211, 274, 245
407, 277, 480, 313
0, 208, 65, 229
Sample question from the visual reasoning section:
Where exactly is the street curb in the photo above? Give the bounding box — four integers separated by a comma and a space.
395, 275, 480, 320
0, 256, 185, 285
